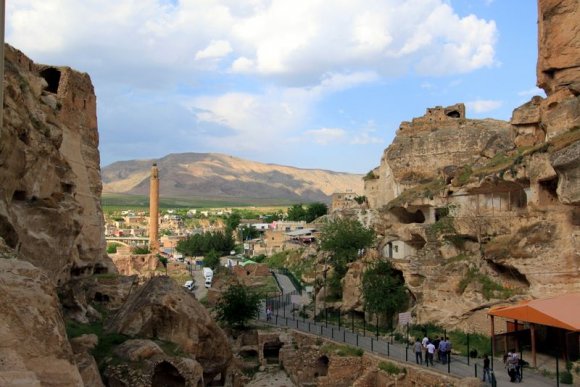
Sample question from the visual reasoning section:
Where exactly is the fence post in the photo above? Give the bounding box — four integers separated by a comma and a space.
376, 315, 379, 339
296, 318, 299, 329
351, 311, 354, 332
467, 333, 470, 366
556, 352, 560, 387
387, 342, 390, 356
474, 363, 478, 378
332, 327, 334, 339
338, 310, 341, 329
405, 345, 408, 362
356, 333, 359, 346
371, 338, 374, 352
308, 321, 311, 332
448, 353, 451, 374
343, 329, 346, 342
363, 316, 366, 336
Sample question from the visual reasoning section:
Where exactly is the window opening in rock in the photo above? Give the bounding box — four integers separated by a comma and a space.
94, 264, 108, 275
39, 68, 61, 94
314, 355, 329, 377
12, 190, 27, 201
0, 215, 19, 248
94, 292, 110, 302
263, 341, 283, 364
538, 177, 558, 205
61, 183, 74, 194
389, 207, 426, 224
152, 361, 186, 387
408, 234, 426, 250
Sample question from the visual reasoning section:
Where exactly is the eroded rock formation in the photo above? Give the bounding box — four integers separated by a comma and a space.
352, 0, 580, 331
1, 44, 114, 285
0, 241, 84, 386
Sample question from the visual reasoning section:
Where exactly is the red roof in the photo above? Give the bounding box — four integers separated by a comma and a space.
488, 293, 580, 331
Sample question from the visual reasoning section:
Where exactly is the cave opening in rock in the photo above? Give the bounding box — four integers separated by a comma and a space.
263, 341, 283, 364
314, 355, 329, 377
0, 215, 19, 249
12, 190, 27, 201
39, 68, 61, 94
151, 361, 186, 387
538, 177, 558, 205
486, 260, 530, 287
94, 292, 110, 302
389, 207, 426, 224
240, 349, 259, 362
93, 264, 108, 275
409, 234, 427, 250
446, 110, 460, 118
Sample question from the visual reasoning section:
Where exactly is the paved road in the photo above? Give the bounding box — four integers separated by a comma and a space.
260, 274, 556, 386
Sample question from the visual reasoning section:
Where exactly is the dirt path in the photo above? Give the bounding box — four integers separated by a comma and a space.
245, 366, 296, 387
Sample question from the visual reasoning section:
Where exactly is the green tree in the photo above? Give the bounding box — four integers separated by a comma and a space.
215, 283, 262, 328
157, 254, 168, 275
225, 212, 241, 233
107, 243, 120, 254
320, 218, 375, 296
306, 202, 328, 222
204, 250, 221, 271
239, 225, 260, 240
362, 260, 407, 329
287, 204, 307, 221
176, 230, 235, 257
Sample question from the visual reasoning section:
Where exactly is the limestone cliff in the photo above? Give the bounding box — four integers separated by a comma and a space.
354, 0, 580, 332
1, 44, 114, 285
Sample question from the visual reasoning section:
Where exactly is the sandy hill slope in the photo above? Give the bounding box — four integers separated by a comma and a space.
102, 153, 364, 203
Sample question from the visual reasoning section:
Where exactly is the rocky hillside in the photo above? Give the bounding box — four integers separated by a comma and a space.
336, 0, 580, 333
102, 153, 363, 203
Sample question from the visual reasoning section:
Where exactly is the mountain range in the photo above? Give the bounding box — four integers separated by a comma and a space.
101, 153, 364, 204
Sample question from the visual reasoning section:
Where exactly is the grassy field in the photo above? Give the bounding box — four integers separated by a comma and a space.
102, 192, 299, 209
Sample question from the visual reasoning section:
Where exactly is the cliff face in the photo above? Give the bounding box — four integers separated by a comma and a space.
357, 0, 580, 331
1, 44, 113, 285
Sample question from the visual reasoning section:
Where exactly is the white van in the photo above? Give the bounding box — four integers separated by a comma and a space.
184, 280, 195, 291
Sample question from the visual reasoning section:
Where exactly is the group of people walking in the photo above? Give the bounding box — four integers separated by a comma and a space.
413, 335, 452, 366
504, 351, 523, 382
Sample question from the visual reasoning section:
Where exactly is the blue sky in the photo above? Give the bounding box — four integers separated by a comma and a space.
6, 0, 543, 173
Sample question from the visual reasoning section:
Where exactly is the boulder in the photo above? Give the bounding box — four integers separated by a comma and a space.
104, 339, 204, 387
105, 276, 232, 381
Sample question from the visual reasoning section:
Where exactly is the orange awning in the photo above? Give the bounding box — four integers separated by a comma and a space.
488, 293, 580, 331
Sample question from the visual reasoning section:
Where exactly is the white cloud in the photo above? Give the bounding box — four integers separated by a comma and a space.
195, 40, 232, 60
7, 0, 498, 87
306, 128, 347, 145
466, 99, 503, 113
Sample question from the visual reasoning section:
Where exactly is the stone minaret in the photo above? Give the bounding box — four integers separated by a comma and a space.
149, 163, 159, 251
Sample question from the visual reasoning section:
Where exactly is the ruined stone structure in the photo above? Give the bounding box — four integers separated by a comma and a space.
353, 0, 580, 331
0, 44, 114, 285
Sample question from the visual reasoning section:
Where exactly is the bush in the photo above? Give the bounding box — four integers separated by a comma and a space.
321, 343, 363, 357
132, 246, 150, 254
107, 243, 120, 254
560, 371, 573, 384
378, 361, 405, 375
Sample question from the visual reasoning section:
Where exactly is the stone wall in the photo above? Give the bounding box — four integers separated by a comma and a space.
1, 44, 113, 286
